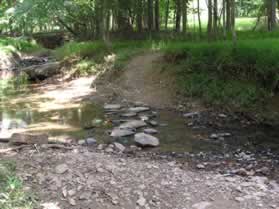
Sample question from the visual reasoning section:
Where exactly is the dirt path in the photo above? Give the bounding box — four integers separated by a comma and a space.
0, 53, 279, 209
98, 52, 178, 109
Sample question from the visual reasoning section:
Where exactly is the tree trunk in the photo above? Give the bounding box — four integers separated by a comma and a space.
268, 0, 277, 31
213, 0, 218, 36
165, 0, 170, 30
223, 0, 227, 38
197, 0, 202, 37
148, 0, 154, 31
231, 0, 237, 46
207, 0, 213, 39
176, 0, 182, 32
155, 0, 160, 32
182, 0, 188, 33
226, 0, 231, 32
137, 0, 143, 32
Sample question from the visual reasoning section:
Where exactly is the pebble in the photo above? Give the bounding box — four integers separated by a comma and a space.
192, 201, 212, 209
196, 164, 206, 169
55, 164, 68, 174
135, 133, 160, 147
113, 142, 126, 152
85, 137, 97, 145
137, 196, 147, 206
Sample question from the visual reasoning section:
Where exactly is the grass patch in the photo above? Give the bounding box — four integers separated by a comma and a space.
0, 160, 35, 209
0, 37, 40, 54
160, 39, 279, 108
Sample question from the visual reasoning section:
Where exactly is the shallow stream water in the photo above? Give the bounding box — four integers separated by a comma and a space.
1, 80, 279, 156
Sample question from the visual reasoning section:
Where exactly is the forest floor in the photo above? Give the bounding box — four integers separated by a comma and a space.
0, 52, 279, 209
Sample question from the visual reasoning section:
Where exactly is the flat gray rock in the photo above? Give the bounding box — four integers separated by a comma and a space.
55, 164, 68, 174
104, 104, 121, 110
128, 107, 150, 113
134, 133, 160, 147
143, 128, 158, 134
113, 142, 126, 152
121, 112, 137, 117
119, 120, 147, 129
110, 128, 135, 137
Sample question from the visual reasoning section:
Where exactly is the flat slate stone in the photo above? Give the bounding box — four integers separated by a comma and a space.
143, 128, 158, 134
119, 120, 147, 129
110, 128, 135, 137
128, 107, 150, 113
121, 112, 137, 117
134, 133, 160, 147
104, 104, 121, 110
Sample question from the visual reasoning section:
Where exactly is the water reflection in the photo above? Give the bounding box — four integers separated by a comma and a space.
0, 102, 104, 140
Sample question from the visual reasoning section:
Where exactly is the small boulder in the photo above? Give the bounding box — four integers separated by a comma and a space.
128, 107, 150, 113
110, 128, 135, 138
134, 133, 160, 147
85, 137, 97, 146
119, 120, 147, 129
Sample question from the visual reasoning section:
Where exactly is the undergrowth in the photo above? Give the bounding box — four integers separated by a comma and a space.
54, 38, 279, 108
0, 37, 40, 54
0, 160, 35, 209
160, 39, 279, 108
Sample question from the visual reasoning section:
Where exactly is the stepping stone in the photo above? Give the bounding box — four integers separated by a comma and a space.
121, 112, 137, 117
149, 120, 158, 127
134, 133, 160, 147
104, 104, 121, 110
119, 120, 147, 129
110, 128, 135, 137
85, 137, 97, 145
128, 107, 150, 113
143, 128, 158, 134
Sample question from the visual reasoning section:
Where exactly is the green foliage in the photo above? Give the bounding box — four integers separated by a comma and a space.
0, 160, 35, 209
0, 37, 40, 53
161, 39, 279, 107
54, 41, 107, 60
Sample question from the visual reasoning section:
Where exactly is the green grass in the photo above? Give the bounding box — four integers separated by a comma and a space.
160, 39, 279, 108
0, 37, 40, 54
0, 160, 35, 209
54, 37, 279, 109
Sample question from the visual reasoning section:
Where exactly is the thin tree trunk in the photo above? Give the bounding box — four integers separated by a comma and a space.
176, 0, 182, 32
165, 0, 170, 30
137, 0, 143, 32
223, 0, 226, 38
182, 0, 187, 33
213, 0, 218, 36
197, 0, 202, 37
148, 0, 154, 31
155, 0, 160, 31
231, 0, 237, 46
226, 0, 231, 32
208, 0, 213, 39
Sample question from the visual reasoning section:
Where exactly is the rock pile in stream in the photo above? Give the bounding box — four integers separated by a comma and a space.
104, 103, 160, 148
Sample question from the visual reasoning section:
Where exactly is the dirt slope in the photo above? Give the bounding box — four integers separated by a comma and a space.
98, 52, 178, 109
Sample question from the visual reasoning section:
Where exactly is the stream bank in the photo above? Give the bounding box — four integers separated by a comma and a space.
0, 51, 279, 209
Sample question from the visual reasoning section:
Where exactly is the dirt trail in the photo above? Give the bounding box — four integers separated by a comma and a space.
0, 53, 279, 209
99, 52, 178, 109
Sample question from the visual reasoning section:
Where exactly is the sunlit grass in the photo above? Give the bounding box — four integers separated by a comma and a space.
0, 160, 36, 209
